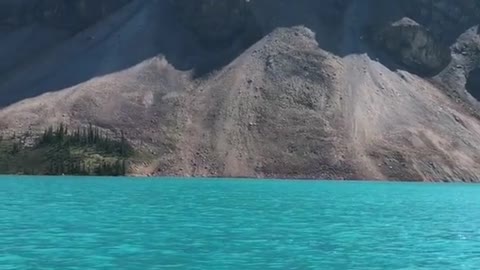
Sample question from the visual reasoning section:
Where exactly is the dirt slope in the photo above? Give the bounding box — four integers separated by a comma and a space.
1, 0, 480, 181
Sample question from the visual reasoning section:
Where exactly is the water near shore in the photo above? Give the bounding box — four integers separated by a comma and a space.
1, 176, 480, 269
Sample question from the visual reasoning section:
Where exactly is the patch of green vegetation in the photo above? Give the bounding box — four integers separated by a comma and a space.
0, 124, 133, 176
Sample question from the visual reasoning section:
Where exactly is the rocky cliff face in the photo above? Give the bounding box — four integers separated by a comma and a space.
372, 17, 452, 75
0, 0, 480, 181
171, 0, 354, 49
466, 67, 480, 99
399, 0, 480, 44
171, 0, 250, 46
0, 0, 131, 33
173, 0, 479, 75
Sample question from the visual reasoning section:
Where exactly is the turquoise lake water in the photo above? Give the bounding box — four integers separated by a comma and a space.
0, 177, 480, 269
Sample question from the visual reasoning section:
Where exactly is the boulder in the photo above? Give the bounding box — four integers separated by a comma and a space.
399, 0, 480, 43
373, 17, 452, 75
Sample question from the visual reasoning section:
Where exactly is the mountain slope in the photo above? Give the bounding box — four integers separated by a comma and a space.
0, 0, 480, 181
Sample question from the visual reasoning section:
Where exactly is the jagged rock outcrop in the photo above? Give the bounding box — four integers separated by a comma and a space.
399, 0, 480, 44
372, 17, 452, 75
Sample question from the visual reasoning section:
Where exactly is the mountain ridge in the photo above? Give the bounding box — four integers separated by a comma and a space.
0, 0, 480, 181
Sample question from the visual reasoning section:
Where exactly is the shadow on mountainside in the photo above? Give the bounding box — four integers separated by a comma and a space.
0, 0, 477, 107
0, 0, 250, 107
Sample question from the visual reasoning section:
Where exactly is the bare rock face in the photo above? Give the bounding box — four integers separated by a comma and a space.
171, 0, 354, 49
1, 0, 480, 181
373, 17, 452, 75
399, 0, 480, 44
466, 67, 480, 100
0, 0, 131, 33
171, 0, 250, 47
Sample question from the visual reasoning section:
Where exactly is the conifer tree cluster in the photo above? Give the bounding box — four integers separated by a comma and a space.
38, 123, 132, 176
0, 124, 134, 176
40, 123, 132, 157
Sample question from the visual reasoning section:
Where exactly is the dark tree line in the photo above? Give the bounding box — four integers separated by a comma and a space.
38, 123, 132, 176
39, 123, 132, 157
94, 159, 127, 176
47, 158, 127, 176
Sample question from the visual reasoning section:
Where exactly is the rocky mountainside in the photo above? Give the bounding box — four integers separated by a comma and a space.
0, 0, 130, 32
0, 0, 479, 181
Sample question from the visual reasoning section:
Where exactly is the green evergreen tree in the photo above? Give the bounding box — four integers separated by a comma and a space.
122, 159, 127, 175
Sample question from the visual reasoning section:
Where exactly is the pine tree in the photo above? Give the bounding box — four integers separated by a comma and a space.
120, 131, 126, 157
10, 142, 19, 154
59, 159, 65, 175
114, 159, 122, 176
80, 161, 87, 175
88, 123, 94, 144
57, 123, 65, 142
122, 159, 127, 175
75, 127, 80, 143
48, 160, 54, 175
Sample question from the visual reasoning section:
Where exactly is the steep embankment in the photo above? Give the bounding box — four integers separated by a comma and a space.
0, 0, 480, 181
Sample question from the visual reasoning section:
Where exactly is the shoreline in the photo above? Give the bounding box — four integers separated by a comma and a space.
0, 174, 472, 183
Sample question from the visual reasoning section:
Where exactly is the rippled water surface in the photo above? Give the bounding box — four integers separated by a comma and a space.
1, 177, 480, 269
